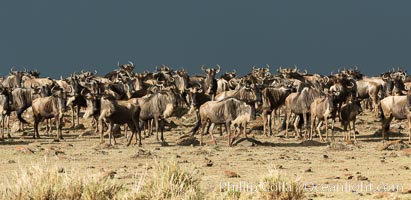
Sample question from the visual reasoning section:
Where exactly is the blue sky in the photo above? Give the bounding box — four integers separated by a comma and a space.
1, 1, 410, 78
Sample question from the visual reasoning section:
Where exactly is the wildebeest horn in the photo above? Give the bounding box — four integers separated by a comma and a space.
117, 61, 120, 67
355, 65, 358, 70
128, 61, 134, 66
324, 76, 329, 84
9, 66, 15, 74
196, 82, 202, 89
232, 69, 236, 74
201, 65, 206, 72
278, 66, 282, 72
80, 88, 88, 96
293, 65, 298, 73
169, 77, 175, 83
346, 80, 355, 89
216, 64, 221, 73
81, 70, 84, 74
405, 85, 410, 91
401, 74, 406, 81
266, 64, 270, 69
94, 70, 98, 75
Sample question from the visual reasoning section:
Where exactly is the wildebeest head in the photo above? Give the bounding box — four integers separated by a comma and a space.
51, 86, 67, 113
81, 88, 99, 119
3, 67, 24, 88
118, 61, 135, 72
201, 64, 220, 95
220, 69, 236, 81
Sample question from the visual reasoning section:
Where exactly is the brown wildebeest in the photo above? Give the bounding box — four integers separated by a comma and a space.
284, 87, 320, 138
310, 90, 337, 141
261, 86, 293, 136
380, 89, 411, 142
340, 99, 363, 141
32, 86, 67, 140
98, 96, 141, 146
193, 98, 253, 146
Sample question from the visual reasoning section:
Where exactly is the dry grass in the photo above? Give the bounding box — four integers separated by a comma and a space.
0, 161, 124, 200
0, 159, 202, 200
136, 159, 203, 200
255, 168, 305, 200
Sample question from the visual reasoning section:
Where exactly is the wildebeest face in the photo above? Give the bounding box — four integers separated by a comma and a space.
52, 87, 67, 113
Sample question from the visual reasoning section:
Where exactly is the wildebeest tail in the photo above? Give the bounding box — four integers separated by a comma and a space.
17, 108, 29, 124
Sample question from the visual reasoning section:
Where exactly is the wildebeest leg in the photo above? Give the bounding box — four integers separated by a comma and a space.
1, 117, 4, 140
352, 117, 357, 142
285, 111, 291, 138
160, 119, 165, 142
99, 117, 105, 144
154, 117, 160, 141
127, 123, 135, 146
200, 120, 207, 146
408, 114, 411, 143
6, 116, 11, 138
293, 114, 300, 137
226, 122, 232, 146
208, 122, 217, 145
326, 117, 332, 142
71, 105, 75, 128
55, 116, 63, 141
263, 111, 268, 136
310, 114, 315, 140
382, 115, 393, 141
34, 117, 40, 139
77, 106, 80, 127
316, 121, 323, 142
219, 124, 223, 136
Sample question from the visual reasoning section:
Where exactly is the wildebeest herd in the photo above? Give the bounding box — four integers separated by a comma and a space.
0, 64, 410, 147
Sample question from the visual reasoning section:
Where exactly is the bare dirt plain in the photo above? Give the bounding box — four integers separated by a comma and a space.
1, 109, 411, 200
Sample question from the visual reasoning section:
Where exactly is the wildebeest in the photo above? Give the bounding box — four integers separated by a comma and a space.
356, 79, 382, 116
32, 86, 67, 140
284, 87, 320, 138
309, 90, 337, 141
261, 86, 293, 136
340, 99, 363, 141
0, 87, 11, 140
380, 89, 411, 141
201, 64, 220, 100
98, 96, 141, 146
137, 89, 180, 142
191, 98, 253, 146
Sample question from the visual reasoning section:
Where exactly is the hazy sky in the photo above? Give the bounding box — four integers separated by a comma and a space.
1, 1, 410, 78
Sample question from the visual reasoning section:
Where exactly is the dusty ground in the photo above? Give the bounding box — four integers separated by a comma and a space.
1, 109, 411, 199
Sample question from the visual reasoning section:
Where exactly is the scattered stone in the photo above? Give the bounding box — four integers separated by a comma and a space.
400, 166, 409, 170
356, 175, 368, 181
205, 158, 213, 167
347, 175, 354, 180
58, 167, 65, 173
8, 160, 16, 164
323, 155, 328, 159
176, 136, 200, 146
224, 170, 240, 178
154, 147, 160, 150
305, 168, 312, 173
